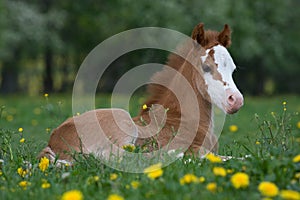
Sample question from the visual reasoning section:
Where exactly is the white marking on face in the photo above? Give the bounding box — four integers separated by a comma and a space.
201, 45, 243, 114
212, 45, 238, 92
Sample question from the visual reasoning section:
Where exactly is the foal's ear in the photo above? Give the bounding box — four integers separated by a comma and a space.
191, 23, 206, 47
218, 24, 231, 48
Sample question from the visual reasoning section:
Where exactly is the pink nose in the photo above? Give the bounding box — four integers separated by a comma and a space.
226, 89, 244, 114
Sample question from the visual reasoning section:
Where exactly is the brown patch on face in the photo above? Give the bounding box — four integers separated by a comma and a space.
203, 50, 226, 85
208, 49, 216, 65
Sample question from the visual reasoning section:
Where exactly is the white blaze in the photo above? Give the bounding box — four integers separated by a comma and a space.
201, 45, 240, 113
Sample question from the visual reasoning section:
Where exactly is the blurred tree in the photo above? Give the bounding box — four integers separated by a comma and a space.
0, 0, 44, 94
0, 0, 299, 95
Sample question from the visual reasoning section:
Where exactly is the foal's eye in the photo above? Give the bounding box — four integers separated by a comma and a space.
202, 64, 211, 73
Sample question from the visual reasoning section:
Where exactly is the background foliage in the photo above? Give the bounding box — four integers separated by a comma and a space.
0, 0, 299, 95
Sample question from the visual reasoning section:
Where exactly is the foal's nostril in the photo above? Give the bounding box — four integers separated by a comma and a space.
228, 95, 236, 105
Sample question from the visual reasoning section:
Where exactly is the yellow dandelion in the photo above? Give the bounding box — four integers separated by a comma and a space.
297, 121, 300, 129
280, 190, 300, 200
107, 194, 124, 200
283, 101, 287, 105
17, 167, 27, 177
130, 181, 140, 189
61, 190, 83, 200
229, 125, 238, 132
19, 181, 30, 189
258, 182, 279, 197
19, 138, 25, 143
227, 169, 234, 174
142, 104, 148, 110
293, 154, 300, 163
122, 144, 136, 152
18, 128, 23, 132
144, 163, 163, 180
41, 182, 51, 189
93, 176, 99, 181
255, 141, 260, 145
46, 128, 51, 133
199, 176, 205, 183
205, 153, 222, 163
206, 182, 217, 193
110, 173, 118, 181
179, 174, 199, 185
44, 93, 49, 97
230, 172, 249, 189
0, 170, 3, 176
271, 111, 275, 116
39, 157, 50, 172
213, 167, 227, 177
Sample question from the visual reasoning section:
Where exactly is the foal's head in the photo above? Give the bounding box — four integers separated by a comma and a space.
192, 23, 243, 114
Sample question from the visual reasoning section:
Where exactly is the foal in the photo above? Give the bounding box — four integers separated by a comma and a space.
39, 23, 243, 163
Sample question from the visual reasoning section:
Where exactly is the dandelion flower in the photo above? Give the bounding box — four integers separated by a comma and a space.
18, 128, 23, 132
131, 181, 140, 189
17, 167, 27, 177
297, 121, 300, 129
199, 176, 205, 183
179, 174, 199, 185
122, 144, 136, 152
229, 125, 238, 132
19, 181, 30, 189
94, 176, 99, 181
19, 138, 25, 143
206, 182, 217, 193
44, 93, 49, 97
39, 157, 50, 172
205, 153, 222, 163
280, 190, 300, 200
110, 173, 118, 181
41, 182, 51, 189
142, 104, 148, 110
255, 141, 260, 145
61, 190, 83, 200
144, 163, 163, 180
0, 170, 3, 176
293, 154, 300, 163
258, 182, 279, 197
213, 167, 227, 177
230, 172, 249, 189
107, 194, 124, 200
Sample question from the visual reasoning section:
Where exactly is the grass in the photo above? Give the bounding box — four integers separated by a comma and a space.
0, 94, 300, 200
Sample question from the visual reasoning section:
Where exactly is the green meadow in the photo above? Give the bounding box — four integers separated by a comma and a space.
0, 94, 300, 200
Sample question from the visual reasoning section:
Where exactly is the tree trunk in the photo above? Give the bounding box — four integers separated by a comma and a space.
0, 64, 18, 94
43, 47, 54, 93
0, 49, 20, 94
